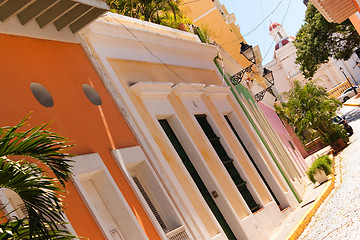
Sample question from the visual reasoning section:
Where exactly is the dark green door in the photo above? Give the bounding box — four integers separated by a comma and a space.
195, 115, 260, 213
224, 115, 280, 206
158, 119, 237, 240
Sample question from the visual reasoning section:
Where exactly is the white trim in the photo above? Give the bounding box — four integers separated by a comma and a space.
112, 146, 193, 240
193, 7, 217, 22
74, 42, 206, 238
71, 153, 149, 240
204, 85, 231, 98
172, 83, 206, 98
133, 85, 245, 238
80, 13, 219, 70
131, 82, 174, 98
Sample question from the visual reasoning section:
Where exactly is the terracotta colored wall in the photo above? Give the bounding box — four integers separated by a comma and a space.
0, 33, 160, 240
350, 13, 360, 35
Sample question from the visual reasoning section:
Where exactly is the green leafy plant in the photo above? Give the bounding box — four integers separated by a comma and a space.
275, 80, 342, 145
106, 0, 183, 26
194, 25, 212, 43
322, 124, 348, 145
0, 116, 77, 239
160, 14, 192, 29
294, 3, 360, 79
307, 155, 332, 183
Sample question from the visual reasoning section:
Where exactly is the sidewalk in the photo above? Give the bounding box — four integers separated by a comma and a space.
270, 146, 335, 240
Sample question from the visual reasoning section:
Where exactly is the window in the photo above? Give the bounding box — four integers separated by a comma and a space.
72, 153, 148, 240
0, 189, 27, 218
0, 188, 76, 235
224, 115, 280, 206
159, 119, 237, 240
131, 175, 167, 231
112, 146, 190, 240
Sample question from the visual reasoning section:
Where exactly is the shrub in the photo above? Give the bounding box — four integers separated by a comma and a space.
322, 124, 348, 145
307, 155, 332, 183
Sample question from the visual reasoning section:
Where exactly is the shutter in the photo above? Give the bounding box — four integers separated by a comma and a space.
159, 119, 237, 240
195, 115, 260, 213
224, 115, 280, 206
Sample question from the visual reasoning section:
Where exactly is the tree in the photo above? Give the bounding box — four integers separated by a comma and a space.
106, 0, 183, 26
294, 4, 360, 79
0, 117, 76, 239
275, 80, 346, 144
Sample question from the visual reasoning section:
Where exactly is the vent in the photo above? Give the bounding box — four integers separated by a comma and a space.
132, 176, 167, 231
166, 226, 190, 240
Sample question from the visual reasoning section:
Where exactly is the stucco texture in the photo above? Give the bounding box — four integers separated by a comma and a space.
0, 33, 160, 240
258, 102, 307, 174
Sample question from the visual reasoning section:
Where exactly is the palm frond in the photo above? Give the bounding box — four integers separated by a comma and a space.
0, 116, 74, 186
0, 157, 77, 239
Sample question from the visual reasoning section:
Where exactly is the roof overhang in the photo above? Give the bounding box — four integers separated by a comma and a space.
0, 0, 108, 33
310, 0, 358, 23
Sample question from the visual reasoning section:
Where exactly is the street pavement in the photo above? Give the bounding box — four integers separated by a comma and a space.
298, 105, 360, 240
269, 146, 333, 240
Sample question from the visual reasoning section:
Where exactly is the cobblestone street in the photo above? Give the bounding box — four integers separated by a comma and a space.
299, 106, 360, 240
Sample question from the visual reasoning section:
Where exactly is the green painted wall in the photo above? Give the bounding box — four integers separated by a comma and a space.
214, 59, 301, 202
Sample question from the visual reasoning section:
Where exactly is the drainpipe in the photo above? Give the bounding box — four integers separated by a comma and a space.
214, 59, 301, 203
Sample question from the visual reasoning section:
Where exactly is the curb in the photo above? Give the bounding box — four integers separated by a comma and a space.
285, 154, 336, 240
343, 103, 360, 107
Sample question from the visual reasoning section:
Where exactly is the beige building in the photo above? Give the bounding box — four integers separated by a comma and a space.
78, 12, 305, 239
181, 0, 269, 89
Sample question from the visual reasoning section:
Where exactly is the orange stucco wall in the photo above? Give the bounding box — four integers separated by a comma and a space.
0, 33, 160, 240
350, 13, 360, 35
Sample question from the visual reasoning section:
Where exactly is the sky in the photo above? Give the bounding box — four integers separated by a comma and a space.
218, 0, 308, 65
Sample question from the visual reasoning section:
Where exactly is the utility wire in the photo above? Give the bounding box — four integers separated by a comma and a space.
261, 0, 292, 63
259, 0, 268, 52
109, 14, 207, 92
107, 0, 292, 92
243, 0, 284, 38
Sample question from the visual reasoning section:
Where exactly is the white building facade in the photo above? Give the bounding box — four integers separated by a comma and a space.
78, 13, 306, 240
265, 22, 360, 97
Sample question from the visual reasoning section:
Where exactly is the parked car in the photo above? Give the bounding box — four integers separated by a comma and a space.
337, 86, 359, 103
332, 115, 353, 136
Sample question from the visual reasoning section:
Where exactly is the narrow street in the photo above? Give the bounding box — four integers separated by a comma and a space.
299, 106, 360, 239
